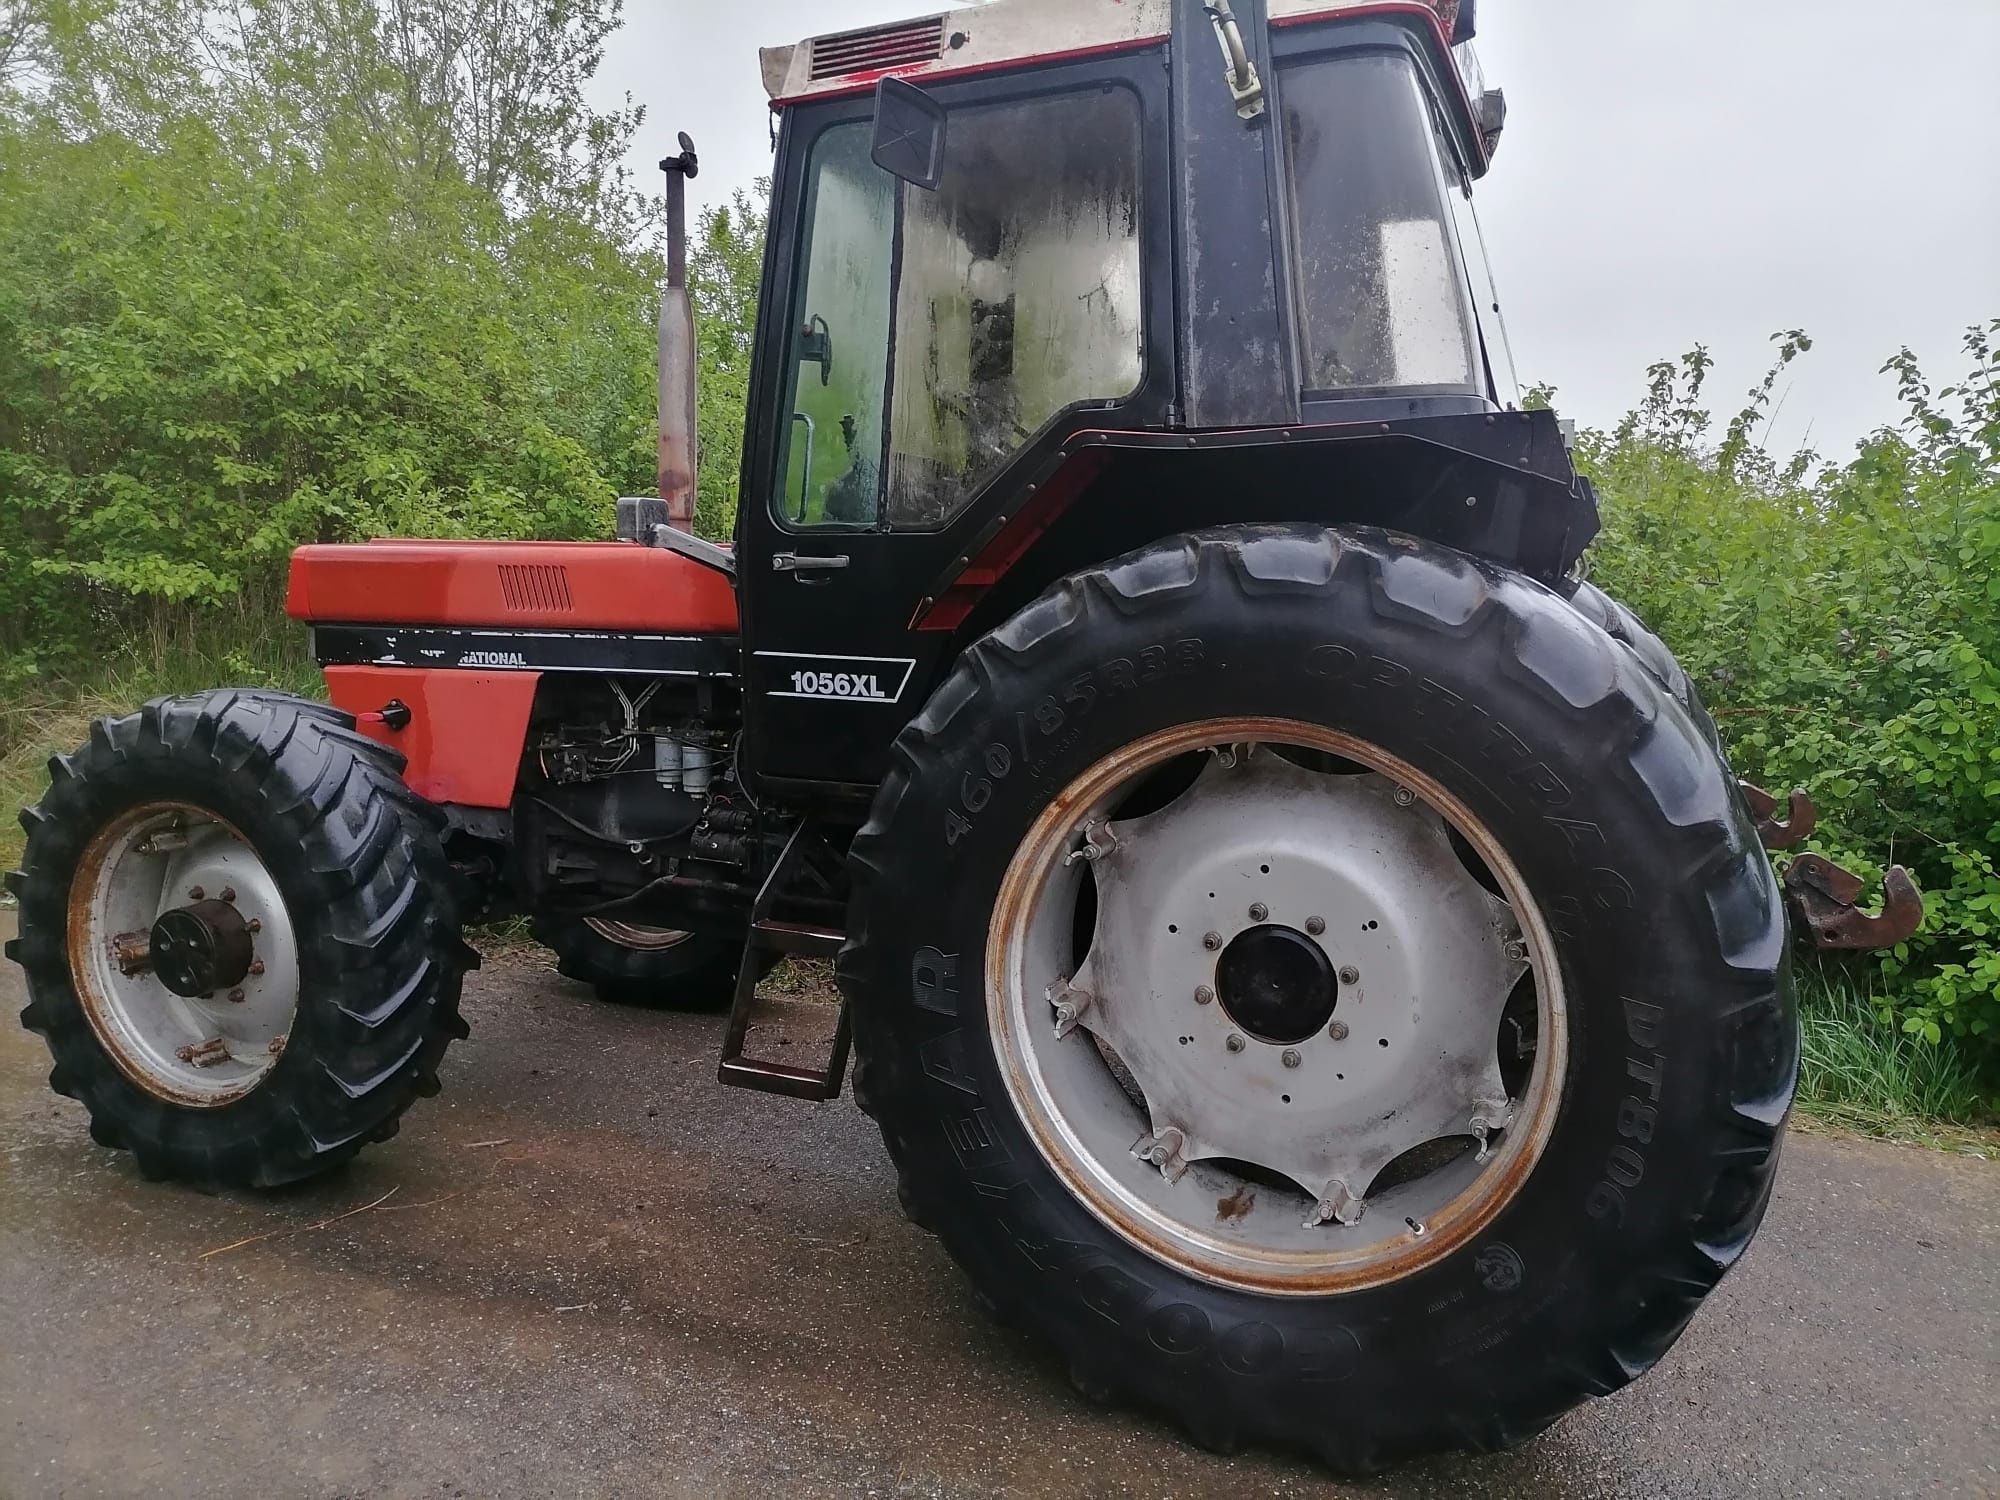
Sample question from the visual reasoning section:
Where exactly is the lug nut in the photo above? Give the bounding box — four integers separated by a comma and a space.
1203, 931, 1223, 951
1506, 941, 1529, 963
1338, 965, 1360, 986
1194, 985, 1215, 1006
226, 989, 245, 1004
219, 886, 236, 903
1329, 1021, 1350, 1041
1225, 1034, 1246, 1053
1282, 1049, 1302, 1069
1305, 916, 1326, 937
247, 917, 262, 934
1249, 902, 1268, 923
1393, 787, 1416, 808
187, 885, 205, 900
248, 960, 266, 977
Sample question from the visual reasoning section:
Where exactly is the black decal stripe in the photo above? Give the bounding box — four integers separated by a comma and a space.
313, 626, 739, 678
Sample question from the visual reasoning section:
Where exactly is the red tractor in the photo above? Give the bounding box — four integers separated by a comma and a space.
6, 0, 1918, 1470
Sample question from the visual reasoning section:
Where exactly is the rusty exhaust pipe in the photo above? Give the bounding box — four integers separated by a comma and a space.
658, 133, 700, 534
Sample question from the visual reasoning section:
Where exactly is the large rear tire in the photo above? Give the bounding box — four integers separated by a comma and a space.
841, 527, 1795, 1470
6, 691, 474, 1189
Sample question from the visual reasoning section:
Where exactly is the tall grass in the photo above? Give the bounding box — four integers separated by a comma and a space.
1795, 958, 1992, 1138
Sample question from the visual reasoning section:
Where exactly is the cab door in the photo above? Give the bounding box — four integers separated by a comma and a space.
736, 62, 1167, 800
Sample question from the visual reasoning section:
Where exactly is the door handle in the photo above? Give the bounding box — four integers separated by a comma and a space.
772, 553, 851, 573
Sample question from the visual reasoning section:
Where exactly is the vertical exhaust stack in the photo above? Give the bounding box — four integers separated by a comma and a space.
658, 134, 701, 534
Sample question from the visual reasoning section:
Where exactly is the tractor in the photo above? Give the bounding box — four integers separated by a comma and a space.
5, 0, 1922, 1470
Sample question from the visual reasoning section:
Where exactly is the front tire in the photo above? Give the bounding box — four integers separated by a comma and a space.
842, 527, 1795, 1469
6, 691, 474, 1189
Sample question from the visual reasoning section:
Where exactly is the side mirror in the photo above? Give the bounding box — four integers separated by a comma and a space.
872, 75, 947, 191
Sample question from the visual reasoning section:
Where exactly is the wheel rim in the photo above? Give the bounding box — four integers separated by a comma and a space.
988, 719, 1568, 1296
582, 919, 694, 952
67, 802, 301, 1108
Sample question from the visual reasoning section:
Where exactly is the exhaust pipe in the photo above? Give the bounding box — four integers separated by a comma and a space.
658, 134, 700, 534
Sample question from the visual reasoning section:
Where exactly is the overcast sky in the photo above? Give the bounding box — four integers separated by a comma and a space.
590, 0, 2000, 461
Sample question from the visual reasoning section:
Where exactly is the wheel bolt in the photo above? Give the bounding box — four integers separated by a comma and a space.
1393, 787, 1416, 808
220, 886, 236, 903
1203, 931, 1223, 951
1225, 1034, 1246, 1053
247, 917, 262, 934
1338, 965, 1360, 986
226, 989, 245, 1004
1194, 985, 1215, 1006
188, 885, 205, 900
1329, 1021, 1350, 1041
1248, 902, 1268, 923
1305, 916, 1326, 937
1282, 1049, 1302, 1069
1506, 941, 1528, 963
248, 960, 265, 976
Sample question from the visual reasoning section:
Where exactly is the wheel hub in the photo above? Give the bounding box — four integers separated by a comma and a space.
1215, 923, 1338, 1044
149, 899, 254, 998
68, 805, 301, 1106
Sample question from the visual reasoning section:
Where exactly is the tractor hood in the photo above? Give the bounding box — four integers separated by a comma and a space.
286, 540, 740, 635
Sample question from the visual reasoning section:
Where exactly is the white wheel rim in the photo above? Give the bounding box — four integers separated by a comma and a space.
68, 802, 301, 1107
988, 720, 1568, 1296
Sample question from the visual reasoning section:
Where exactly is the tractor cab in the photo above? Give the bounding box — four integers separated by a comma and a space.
733, 0, 1575, 799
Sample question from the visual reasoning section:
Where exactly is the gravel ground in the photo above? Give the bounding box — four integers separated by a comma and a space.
2, 922, 1996, 1498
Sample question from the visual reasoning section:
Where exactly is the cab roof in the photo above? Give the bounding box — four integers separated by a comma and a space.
760, 0, 1463, 105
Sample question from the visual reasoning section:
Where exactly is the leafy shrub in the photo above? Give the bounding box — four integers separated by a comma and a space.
1577, 324, 2000, 1058
0, 0, 764, 679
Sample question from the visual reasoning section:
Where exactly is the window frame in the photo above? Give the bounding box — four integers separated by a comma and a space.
756, 60, 1170, 538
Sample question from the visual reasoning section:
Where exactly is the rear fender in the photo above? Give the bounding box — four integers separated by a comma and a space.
916, 413, 1598, 643
323, 667, 538, 809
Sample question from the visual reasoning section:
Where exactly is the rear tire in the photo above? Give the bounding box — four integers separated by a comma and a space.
6, 691, 474, 1189
532, 915, 747, 1010
842, 526, 1795, 1470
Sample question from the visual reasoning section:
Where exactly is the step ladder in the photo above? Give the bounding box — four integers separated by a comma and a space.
717, 822, 853, 1100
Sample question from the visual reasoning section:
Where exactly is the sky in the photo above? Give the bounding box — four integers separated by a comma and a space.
590, 0, 2000, 461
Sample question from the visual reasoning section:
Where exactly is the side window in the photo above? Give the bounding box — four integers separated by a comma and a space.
885, 88, 1144, 528
1279, 52, 1477, 394
775, 123, 894, 528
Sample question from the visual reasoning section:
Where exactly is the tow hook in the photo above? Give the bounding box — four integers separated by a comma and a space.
1737, 780, 1816, 850
1783, 852, 1924, 952
1738, 782, 1925, 952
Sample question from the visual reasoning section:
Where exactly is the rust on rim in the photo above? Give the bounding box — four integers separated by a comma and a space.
583, 919, 695, 952
986, 717, 1569, 1299
67, 801, 299, 1109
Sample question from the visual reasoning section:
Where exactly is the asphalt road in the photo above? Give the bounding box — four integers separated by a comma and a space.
3, 920, 1996, 1499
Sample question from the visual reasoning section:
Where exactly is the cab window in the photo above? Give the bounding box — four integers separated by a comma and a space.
774, 87, 1144, 531
1279, 52, 1478, 394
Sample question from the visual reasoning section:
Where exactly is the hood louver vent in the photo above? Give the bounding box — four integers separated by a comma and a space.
498, 563, 573, 613
810, 16, 946, 81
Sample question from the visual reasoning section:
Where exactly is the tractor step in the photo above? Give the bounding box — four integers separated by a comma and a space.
718, 824, 852, 1101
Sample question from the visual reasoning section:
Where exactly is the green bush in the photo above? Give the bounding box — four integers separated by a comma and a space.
1576, 325, 2000, 1058
0, 0, 763, 681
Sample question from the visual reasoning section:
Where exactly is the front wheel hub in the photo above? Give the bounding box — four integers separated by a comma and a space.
149, 899, 254, 998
